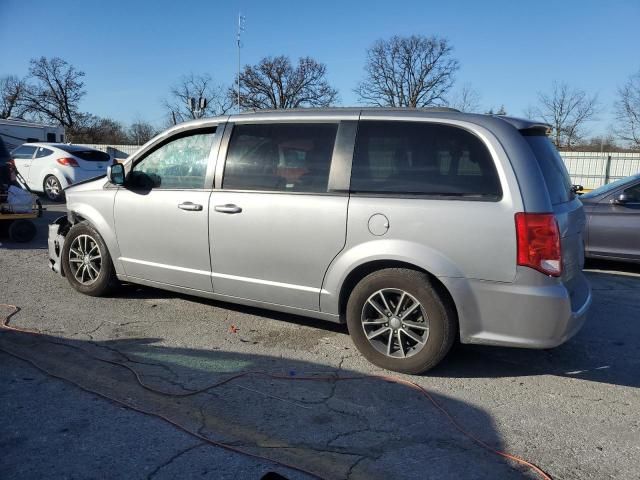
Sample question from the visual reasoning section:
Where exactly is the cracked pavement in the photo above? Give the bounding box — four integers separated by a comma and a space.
1, 202, 639, 479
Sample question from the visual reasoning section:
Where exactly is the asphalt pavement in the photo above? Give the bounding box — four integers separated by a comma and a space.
0, 199, 638, 479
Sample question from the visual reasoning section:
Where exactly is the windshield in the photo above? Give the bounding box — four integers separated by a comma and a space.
581, 174, 640, 199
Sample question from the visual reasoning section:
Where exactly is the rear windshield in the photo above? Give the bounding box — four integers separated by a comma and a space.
523, 134, 574, 205
60, 148, 110, 162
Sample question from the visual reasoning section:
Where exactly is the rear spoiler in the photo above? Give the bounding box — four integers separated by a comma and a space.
520, 125, 552, 136
493, 116, 551, 135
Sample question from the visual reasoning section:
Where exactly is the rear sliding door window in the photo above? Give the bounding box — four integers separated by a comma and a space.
223, 123, 338, 193
351, 121, 501, 199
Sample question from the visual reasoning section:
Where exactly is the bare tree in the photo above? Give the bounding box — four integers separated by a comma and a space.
577, 134, 619, 152
446, 83, 481, 112
128, 119, 156, 145
22, 57, 86, 128
70, 115, 129, 144
235, 56, 338, 110
1, 75, 28, 119
533, 82, 598, 149
614, 70, 640, 149
163, 73, 232, 124
356, 35, 459, 108
522, 105, 539, 120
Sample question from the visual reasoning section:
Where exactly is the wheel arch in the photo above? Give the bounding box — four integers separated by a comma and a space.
66, 204, 123, 274
335, 259, 459, 332
41, 168, 69, 191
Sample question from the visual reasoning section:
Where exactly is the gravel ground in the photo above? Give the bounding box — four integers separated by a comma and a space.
0, 201, 638, 479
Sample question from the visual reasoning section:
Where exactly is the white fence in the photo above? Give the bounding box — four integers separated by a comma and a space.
559, 151, 640, 189
78, 144, 640, 191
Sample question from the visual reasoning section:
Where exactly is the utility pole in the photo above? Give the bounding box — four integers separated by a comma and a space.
237, 12, 246, 113
188, 97, 207, 119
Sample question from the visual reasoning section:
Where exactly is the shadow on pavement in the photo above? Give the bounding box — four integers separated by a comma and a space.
114, 266, 640, 390
117, 283, 349, 335
0, 327, 534, 480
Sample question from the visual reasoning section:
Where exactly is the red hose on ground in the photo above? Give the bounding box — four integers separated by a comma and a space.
0, 303, 552, 480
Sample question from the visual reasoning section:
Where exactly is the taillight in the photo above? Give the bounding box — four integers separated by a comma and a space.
515, 213, 562, 277
57, 157, 79, 167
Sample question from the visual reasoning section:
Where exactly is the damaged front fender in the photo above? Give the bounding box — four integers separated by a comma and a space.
48, 215, 71, 276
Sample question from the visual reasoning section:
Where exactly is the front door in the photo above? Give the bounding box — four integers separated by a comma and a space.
113, 126, 221, 291
11, 145, 37, 186
589, 181, 640, 259
210, 122, 348, 311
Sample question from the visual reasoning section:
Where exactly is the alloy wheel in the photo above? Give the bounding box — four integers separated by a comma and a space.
361, 288, 430, 358
45, 176, 61, 200
68, 234, 102, 285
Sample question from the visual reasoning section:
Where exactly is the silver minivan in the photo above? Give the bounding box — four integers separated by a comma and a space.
48, 108, 591, 373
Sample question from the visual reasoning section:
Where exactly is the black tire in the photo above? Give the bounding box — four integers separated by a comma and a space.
0, 219, 12, 236
61, 222, 119, 296
43, 175, 64, 202
8, 219, 37, 243
346, 268, 457, 374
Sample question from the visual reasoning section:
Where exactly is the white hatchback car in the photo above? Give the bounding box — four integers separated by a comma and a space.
11, 143, 112, 201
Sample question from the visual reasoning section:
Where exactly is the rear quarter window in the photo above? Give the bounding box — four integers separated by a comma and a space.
350, 121, 501, 199
523, 134, 574, 205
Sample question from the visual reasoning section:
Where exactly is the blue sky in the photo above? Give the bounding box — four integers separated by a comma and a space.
1, 0, 638, 135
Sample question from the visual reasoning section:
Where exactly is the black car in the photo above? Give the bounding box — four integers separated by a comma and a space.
0, 136, 14, 188
581, 173, 640, 263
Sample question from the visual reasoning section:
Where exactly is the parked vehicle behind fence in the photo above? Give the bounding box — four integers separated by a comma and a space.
47, 108, 592, 373
11, 143, 111, 201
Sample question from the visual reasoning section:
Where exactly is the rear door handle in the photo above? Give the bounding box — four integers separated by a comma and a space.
214, 204, 242, 214
178, 202, 203, 211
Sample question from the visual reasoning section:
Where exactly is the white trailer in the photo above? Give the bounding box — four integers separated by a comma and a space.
0, 118, 65, 152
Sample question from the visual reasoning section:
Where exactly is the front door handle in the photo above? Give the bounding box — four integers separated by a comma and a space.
214, 204, 242, 214
178, 202, 203, 211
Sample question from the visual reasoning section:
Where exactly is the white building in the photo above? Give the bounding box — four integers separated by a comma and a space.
0, 118, 65, 151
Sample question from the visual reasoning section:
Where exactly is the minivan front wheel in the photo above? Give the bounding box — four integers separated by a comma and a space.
61, 222, 118, 296
346, 268, 456, 374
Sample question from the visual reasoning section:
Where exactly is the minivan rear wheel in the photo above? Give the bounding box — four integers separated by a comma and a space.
346, 268, 456, 374
44, 175, 64, 202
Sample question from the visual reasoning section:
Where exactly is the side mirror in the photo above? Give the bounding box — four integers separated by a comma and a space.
611, 193, 629, 205
107, 163, 125, 185
571, 184, 584, 194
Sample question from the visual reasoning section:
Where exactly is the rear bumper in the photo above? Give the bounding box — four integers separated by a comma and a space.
443, 268, 592, 349
48, 216, 68, 275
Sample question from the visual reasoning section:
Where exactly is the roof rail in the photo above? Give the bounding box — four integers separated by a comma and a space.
238, 106, 461, 114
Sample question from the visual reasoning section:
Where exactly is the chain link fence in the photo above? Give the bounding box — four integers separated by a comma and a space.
559, 151, 640, 190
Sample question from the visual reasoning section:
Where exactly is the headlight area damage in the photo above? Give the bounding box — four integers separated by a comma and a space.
48, 215, 71, 275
